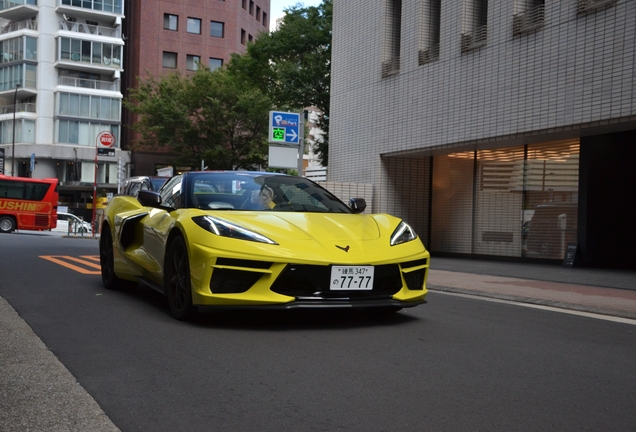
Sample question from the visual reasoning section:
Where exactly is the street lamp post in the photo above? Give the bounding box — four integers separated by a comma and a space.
11, 84, 21, 177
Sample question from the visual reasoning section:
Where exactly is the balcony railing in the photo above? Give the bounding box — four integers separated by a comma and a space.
58, 0, 123, 15
0, 102, 36, 114
58, 76, 120, 91
0, 0, 36, 12
0, 19, 37, 34
59, 20, 121, 38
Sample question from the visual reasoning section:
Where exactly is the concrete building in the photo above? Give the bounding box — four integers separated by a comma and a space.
122, 0, 270, 176
0, 0, 129, 218
329, 0, 636, 269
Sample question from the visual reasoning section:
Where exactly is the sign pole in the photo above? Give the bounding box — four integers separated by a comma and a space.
297, 111, 304, 176
93, 131, 116, 237
92, 140, 98, 238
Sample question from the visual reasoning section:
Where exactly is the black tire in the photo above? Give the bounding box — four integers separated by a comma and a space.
164, 236, 196, 320
100, 224, 138, 290
0, 216, 16, 233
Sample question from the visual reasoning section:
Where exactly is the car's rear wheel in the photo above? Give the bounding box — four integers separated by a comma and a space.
165, 236, 196, 321
100, 224, 137, 290
0, 216, 16, 233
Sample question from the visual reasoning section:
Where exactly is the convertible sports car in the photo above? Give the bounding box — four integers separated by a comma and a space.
99, 171, 430, 320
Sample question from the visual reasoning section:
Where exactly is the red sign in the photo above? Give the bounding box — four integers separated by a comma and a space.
97, 131, 116, 148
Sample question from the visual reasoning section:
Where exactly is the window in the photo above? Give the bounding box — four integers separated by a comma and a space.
262, 12, 267, 27
58, 93, 120, 123
242, 0, 246, 9
210, 21, 224, 38
256, 6, 261, 21
0, 119, 35, 144
513, 0, 544, 36
162, 51, 177, 68
419, 0, 441, 65
57, 120, 119, 147
461, 0, 488, 52
160, 175, 183, 209
59, 37, 121, 68
164, 14, 178, 31
186, 55, 200, 71
248, 34, 253, 43
0, 36, 38, 63
187, 17, 201, 34
382, 0, 402, 77
241, 29, 246, 45
209, 58, 223, 70
249, 0, 254, 15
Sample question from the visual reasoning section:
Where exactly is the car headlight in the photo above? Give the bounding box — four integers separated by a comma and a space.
192, 216, 278, 245
390, 221, 417, 246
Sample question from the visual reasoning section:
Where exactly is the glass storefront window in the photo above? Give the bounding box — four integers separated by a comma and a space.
430, 140, 580, 260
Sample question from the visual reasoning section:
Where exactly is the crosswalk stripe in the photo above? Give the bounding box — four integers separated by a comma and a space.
40, 255, 101, 275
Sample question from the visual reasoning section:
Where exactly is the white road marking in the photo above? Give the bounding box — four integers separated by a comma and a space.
430, 289, 636, 326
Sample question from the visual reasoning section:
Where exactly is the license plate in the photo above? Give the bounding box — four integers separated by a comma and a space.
330, 266, 374, 290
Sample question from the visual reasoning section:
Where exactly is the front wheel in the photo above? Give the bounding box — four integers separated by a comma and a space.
164, 236, 196, 320
0, 216, 16, 233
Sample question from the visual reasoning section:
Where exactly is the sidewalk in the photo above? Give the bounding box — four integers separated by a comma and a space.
427, 257, 636, 320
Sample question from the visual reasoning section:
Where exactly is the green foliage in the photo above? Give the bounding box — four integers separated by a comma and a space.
229, 0, 332, 165
124, 68, 271, 170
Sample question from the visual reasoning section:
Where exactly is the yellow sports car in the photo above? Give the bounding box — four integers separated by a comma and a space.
99, 171, 430, 320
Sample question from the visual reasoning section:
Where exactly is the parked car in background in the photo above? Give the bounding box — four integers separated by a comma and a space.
122, 176, 169, 197
53, 212, 92, 234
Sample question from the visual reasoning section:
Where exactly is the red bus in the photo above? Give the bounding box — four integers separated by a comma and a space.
0, 175, 58, 233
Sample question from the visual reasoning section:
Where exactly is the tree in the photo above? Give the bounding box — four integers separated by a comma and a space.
124, 67, 271, 170
228, 0, 332, 165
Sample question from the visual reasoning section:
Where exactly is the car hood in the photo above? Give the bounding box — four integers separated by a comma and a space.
207, 212, 384, 242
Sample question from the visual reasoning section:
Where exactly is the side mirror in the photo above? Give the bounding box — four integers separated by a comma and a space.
138, 190, 162, 207
349, 198, 367, 214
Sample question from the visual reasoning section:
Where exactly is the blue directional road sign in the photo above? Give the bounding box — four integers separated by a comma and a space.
269, 111, 300, 145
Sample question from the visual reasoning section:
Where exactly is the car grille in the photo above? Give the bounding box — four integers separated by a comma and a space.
270, 264, 403, 300
210, 258, 272, 294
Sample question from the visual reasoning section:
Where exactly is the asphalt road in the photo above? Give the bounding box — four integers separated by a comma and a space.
1, 232, 635, 431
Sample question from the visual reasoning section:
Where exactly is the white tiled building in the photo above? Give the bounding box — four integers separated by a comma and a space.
0, 0, 129, 215
329, 0, 636, 269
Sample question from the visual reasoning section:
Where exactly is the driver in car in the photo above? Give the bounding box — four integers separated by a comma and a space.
250, 184, 276, 209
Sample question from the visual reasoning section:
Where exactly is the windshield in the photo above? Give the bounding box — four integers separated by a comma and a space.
188, 172, 351, 213
151, 178, 169, 191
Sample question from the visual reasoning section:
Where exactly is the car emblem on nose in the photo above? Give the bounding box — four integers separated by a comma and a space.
336, 245, 350, 252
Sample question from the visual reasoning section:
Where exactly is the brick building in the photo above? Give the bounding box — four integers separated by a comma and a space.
122, 0, 270, 175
